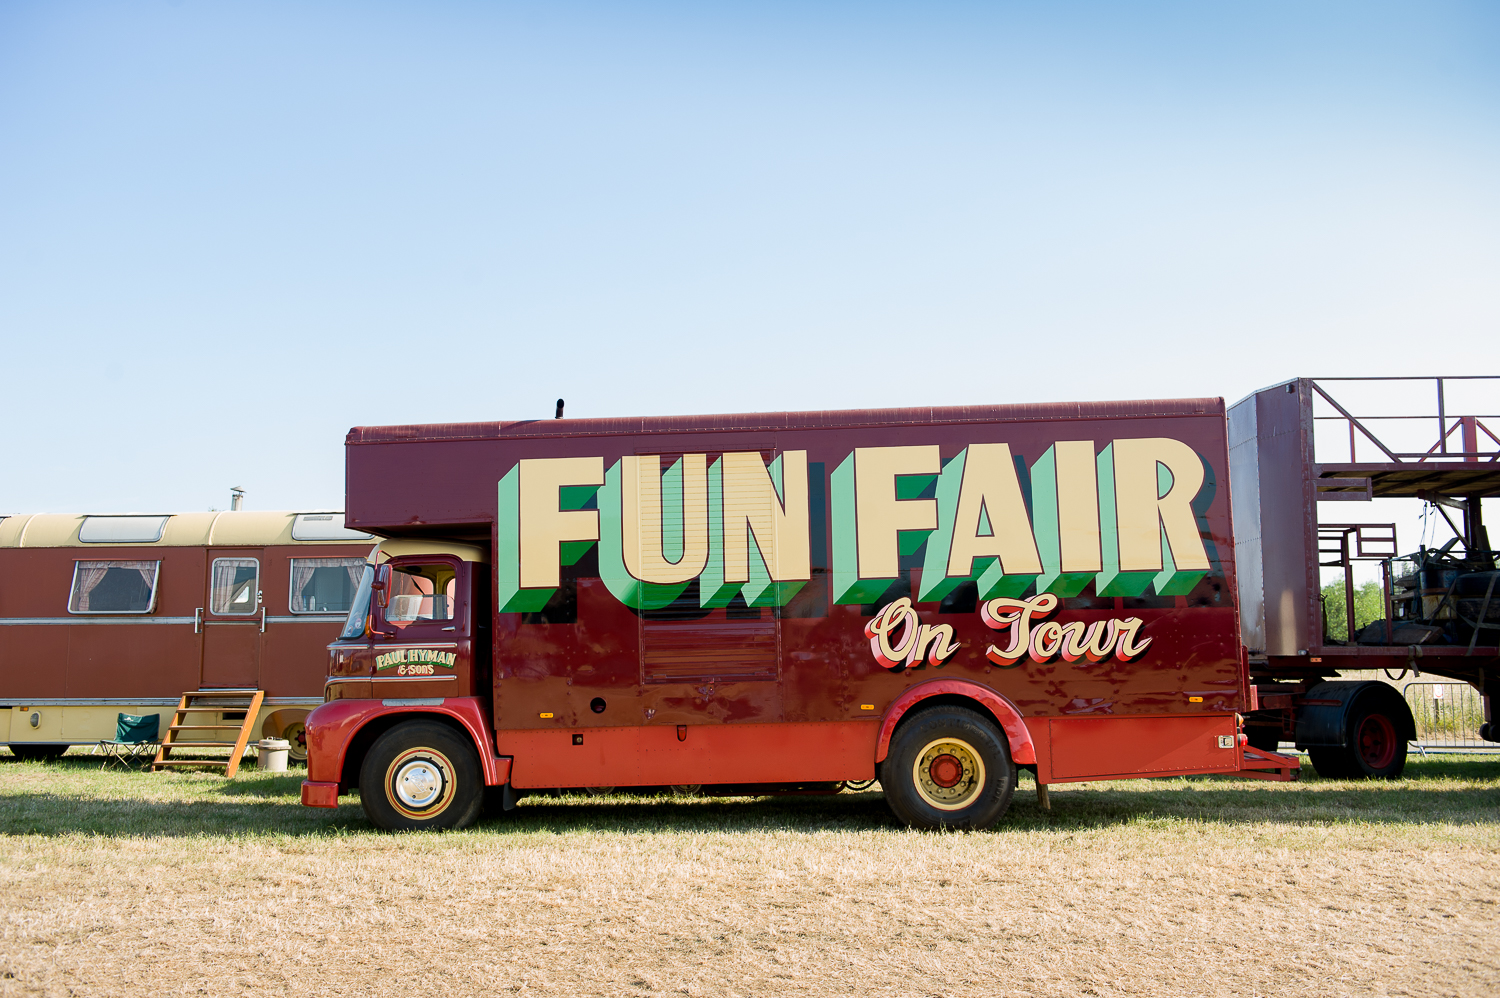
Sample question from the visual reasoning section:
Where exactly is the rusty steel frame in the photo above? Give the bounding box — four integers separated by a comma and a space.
1318, 523, 1397, 644
1258, 378, 1500, 682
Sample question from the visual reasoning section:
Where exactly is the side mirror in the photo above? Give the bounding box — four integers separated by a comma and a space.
372, 565, 390, 608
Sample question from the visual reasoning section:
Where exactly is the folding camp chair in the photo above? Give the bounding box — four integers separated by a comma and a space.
95, 712, 161, 769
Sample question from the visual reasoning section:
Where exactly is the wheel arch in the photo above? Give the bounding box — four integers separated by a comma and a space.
875, 680, 1035, 766
328, 704, 498, 792
261, 708, 310, 739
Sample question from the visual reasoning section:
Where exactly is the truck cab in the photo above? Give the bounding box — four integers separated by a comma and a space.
303, 539, 501, 826
324, 540, 490, 704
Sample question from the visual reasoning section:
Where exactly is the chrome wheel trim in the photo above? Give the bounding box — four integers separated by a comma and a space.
386, 747, 456, 819
912, 737, 986, 811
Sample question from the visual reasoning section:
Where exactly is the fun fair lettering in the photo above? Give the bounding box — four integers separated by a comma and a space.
863, 597, 961, 671
494, 438, 1214, 613
836, 438, 1211, 606
979, 593, 1152, 667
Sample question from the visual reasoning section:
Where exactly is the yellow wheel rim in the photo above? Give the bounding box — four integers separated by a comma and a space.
912, 737, 986, 811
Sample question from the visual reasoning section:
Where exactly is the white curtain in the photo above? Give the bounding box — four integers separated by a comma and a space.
290, 561, 320, 612
69, 564, 110, 612
210, 559, 258, 615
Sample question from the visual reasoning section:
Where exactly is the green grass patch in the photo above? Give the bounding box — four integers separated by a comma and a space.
2, 749, 1496, 841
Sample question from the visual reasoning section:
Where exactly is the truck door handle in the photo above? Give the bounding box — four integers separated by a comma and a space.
260, 608, 266, 633
194, 608, 203, 634
442, 627, 455, 632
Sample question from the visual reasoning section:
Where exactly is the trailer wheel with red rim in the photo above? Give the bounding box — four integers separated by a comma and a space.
1307, 697, 1409, 780
359, 721, 484, 831
1355, 712, 1398, 770
879, 705, 1015, 830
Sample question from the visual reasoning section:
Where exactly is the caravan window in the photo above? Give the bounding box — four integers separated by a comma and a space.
289, 558, 367, 614
209, 558, 260, 615
69, 561, 161, 614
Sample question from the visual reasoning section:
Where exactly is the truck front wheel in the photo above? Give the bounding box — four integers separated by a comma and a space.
359, 721, 483, 831
879, 705, 1015, 831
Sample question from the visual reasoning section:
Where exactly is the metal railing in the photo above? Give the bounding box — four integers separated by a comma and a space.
1309, 376, 1500, 465
1403, 682, 1496, 753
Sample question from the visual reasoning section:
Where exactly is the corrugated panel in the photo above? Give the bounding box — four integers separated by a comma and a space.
642, 614, 777, 683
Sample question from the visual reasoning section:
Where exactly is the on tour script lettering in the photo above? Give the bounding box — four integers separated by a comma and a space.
979, 593, 1151, 667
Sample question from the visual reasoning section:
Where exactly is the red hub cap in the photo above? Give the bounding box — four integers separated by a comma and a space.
928, 753, 963, 788
1356, 713, 1397, 770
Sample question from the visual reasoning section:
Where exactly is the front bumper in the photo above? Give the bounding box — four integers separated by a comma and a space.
301, 780, 341, 808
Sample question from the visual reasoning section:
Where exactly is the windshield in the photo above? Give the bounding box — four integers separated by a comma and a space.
339, 564, 376, 640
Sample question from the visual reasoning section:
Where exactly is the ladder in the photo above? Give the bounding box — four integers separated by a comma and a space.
152, 690, 265, 777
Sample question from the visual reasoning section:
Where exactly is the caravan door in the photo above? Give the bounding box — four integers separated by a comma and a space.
201, 549, 264, 689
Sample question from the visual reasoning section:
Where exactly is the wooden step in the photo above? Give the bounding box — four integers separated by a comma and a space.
156, 740, 245, 748
152, 690, 265, 777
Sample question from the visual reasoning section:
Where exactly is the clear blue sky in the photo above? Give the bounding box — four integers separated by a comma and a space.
2, 1, 1497, 515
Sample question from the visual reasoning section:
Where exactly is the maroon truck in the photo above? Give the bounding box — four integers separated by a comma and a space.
300, 377, 1499, 831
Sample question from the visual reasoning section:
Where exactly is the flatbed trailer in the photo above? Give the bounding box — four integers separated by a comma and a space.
1231, 377, 1500, 773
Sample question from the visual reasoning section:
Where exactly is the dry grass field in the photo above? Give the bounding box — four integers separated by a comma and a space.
1, 752, 1497, 997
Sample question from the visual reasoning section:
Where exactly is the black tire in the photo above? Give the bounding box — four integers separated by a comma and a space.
1308, 700, 1408, 780
7, 744, 68, 762
359, 721, 483, 832
878, 706, 1015, 831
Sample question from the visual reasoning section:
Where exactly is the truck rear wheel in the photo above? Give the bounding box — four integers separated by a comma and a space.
879, 705, 1015, 831
359, 721, 483, 831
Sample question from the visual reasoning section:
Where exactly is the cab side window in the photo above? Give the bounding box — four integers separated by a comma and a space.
383, 562, 457, 627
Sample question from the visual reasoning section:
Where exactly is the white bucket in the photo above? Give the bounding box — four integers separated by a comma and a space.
257, 738, 291, 772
